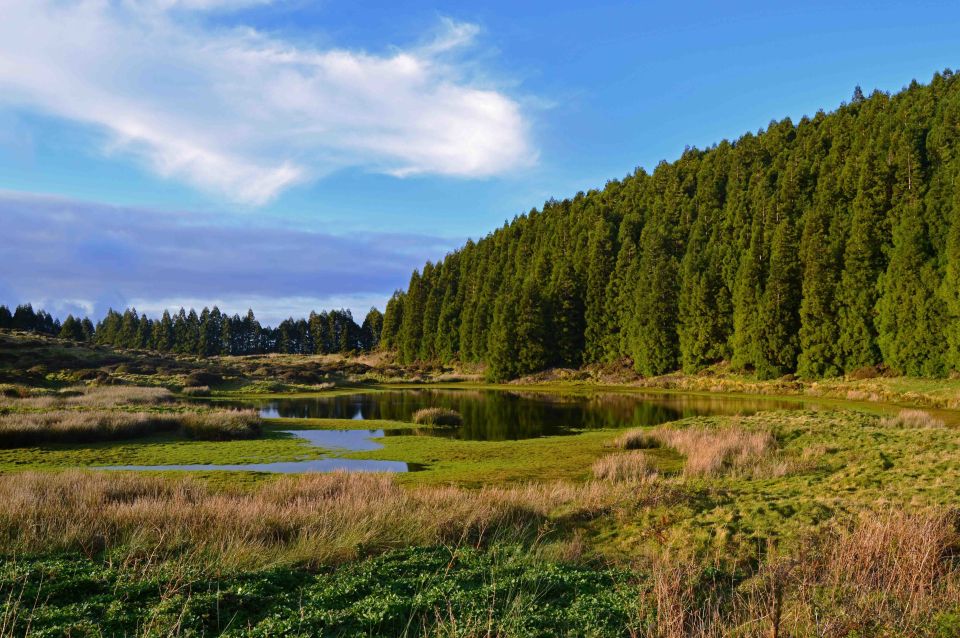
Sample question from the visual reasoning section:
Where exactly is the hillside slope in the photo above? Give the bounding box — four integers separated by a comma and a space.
382, 71, 960, 381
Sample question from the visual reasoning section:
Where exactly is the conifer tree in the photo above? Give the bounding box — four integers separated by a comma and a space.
731, 217, 765, 371
943, 213, 960, 372
58, 315, 85, 341
628, 222, 679, 376
584, 218, 616, 362
678, 220, 730, 371
876, 203, 947, 375
797, 205, 841, 377
836, 174, 886, 369
380, 293, 404, 350
516, 280, 550, 374
756, 219, 801, 378
361, 307, 384, 350
485, 289, 518, 382
550, 260, 585, 367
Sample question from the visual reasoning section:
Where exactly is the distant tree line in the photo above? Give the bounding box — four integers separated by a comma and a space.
0, 303, 384, 356
382, 71, 960, 380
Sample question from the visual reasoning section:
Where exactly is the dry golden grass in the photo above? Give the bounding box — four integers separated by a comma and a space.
819, 509, 957, 617
592, 451, 658, 482
633, 508, 960, 637
614, 424, 776, 477
0, 409, 260, 446
656, 427, 775, 476
412, 407, 464, 426
0, 385, 174, 409
880, 408, 945, 429
0, 471, 640, 569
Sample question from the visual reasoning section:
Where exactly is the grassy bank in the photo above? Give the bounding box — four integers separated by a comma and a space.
0, 470, 956, 636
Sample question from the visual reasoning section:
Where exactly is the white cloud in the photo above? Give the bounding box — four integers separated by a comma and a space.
0, 2, 535, 204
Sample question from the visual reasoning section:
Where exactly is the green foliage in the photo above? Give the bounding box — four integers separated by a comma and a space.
876, 203, 948, 375
380, 71, 960, 380
0, 547, 640, 637
756, 218, 802, 378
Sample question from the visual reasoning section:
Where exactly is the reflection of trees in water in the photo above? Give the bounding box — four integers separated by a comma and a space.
259, 390, 807, 442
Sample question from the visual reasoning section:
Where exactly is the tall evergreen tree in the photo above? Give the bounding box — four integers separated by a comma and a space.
584, 218, 616, 362
628, 221, 679, 376
876, 203, 947, 375
756, 219, 802, 378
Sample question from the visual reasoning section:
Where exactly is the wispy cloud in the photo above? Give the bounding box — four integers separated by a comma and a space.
0, 191, 457, 324
0, 2, 535, 204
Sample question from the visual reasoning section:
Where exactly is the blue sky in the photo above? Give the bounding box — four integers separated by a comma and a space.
1, 0, 959, 324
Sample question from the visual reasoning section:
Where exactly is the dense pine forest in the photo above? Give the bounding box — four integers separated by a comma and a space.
381, 71, 960, 380
0, 303, 384, 356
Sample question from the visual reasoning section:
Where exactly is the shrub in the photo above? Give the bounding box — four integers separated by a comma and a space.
412, 407, 463, 426
848, 364, 882, 380
185, 371, 223, 387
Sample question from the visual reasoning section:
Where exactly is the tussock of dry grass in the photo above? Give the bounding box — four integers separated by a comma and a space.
0, 409, 260, 446
0, 471, 640, 568
179, 410, 261, 440
880, 408, 945, 429
614, 425, 776, 477
655, 427, 775, 476
820, 509, 957, 614
180, 385, 211, 397
412, 407, 463, 426
641, 508, 960, 637
0, 385, 174, 409
592, 451, 658, 482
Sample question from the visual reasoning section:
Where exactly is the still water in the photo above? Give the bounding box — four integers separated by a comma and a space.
248, 388, 809, 441
103, 389, 810, 473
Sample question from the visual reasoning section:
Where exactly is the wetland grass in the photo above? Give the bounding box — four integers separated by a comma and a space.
411, 407, 463, 426
0, 408, 261, 446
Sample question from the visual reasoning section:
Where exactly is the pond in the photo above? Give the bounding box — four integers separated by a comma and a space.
245, 388, 810, 441
105, 388, 813, 474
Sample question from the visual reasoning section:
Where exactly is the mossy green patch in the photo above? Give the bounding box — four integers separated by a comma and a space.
0, 429, 327, 471
346, 429, 624, 486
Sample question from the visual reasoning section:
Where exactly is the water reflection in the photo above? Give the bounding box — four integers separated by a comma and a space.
246, 389, 808, 441
283, 429, 387, 452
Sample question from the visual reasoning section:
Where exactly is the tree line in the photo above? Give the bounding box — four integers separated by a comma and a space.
0, 303, 384, 356
382, 71, 960, 380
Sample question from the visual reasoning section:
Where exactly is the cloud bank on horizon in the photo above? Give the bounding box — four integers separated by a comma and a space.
0, 1, 535, 204
0, 191, 457, 325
